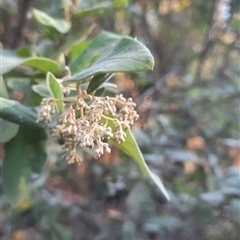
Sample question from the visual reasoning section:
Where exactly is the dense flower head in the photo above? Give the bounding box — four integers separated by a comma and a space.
37, 98, 56, 123
37, 90, 139, 164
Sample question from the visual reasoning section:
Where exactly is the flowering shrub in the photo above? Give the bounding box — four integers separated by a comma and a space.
0, 5, 170, 207
1, 1, 240, 239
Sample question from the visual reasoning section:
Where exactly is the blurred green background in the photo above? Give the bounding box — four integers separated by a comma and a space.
1, 0, 239, 239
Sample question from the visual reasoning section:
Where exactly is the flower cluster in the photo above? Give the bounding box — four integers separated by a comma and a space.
37, 98, 56, 123
37, 91, 139, 164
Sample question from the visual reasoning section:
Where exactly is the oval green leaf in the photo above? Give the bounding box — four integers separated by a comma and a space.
87, 73, 114, 93
32, 8, 71, 34
108, 121, 170, 202
69, 31, 123, 74
64, 35, 154, 84
0, 118, 19, 143
2, 50, 62, 76
32, 84, 51, 97
73, 2, 113, 19
70, 41, 90, 62
3, 129, 30, 207
0, 97, 42, 128
24, 127, 48, 174
46, 72, 64, 113
23, 58, 62, 76
15, 46, 32, 57
73, 0, 128, 20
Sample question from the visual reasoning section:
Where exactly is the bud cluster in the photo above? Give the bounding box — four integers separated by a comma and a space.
37, 91, 139, 164
37, 98, 56, 123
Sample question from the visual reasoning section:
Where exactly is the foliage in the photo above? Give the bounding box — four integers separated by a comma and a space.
1, 0, 171, 207
1, 0, 240, 239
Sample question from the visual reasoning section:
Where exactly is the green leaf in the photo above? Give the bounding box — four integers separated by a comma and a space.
69, 31, 123, 74
70, 41, 90, 62
32, 8, 71, 34
24, 127, 47, 174
0, 77, 20, 143
108, 122, 169, 202
64, 35, 154, 84
23, 58, 62, 76
2, 50, 62, 76
87, 73, 114, 93
95, 87, 105, 97
15, 46, 32, 57
27, 90, 43, 107
53, 24, 96, 59
35, 40, 54, 58
73, 0, 128, 20
0, 118, 19, 143
0, 97, 41, 128
100, 82, 118, 91
2, 126, 47, 207
73, 1, 113, 19
7, 78, 31, 92
2, 129, 30, 207
46, 72, 64, 113
94, 82, 119, 96
32, 84, 51, 97
1, 50, 24, 74
113, 0, 129, 8
0, 76, 9, 98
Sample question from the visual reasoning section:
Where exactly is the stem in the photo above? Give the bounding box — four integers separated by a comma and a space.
114, 118, 123, 132
77, 82, 82, 95
101, 114, 114, 121
54, 98, 77, 102
80, 107, 84, 120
